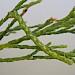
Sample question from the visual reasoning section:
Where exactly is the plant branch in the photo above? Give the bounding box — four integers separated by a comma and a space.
8, 10, 74, 65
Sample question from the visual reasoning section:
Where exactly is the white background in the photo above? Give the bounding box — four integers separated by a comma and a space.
0, 0, 75, 75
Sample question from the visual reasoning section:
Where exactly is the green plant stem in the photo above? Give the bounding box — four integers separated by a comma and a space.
0, 49, 75, 62
34, 6, 75, 35
14, 0, 27, 9
8, 10, 74, 65
0, 18, 53, 36
32, 19, 53, 33
0, 44, 37, 50
0, 0, 27, 26
1, 25, 74, 46
60, 6, 75, 21
35, 18, 75, 37
1, 5, 75, 42
1, 43, 75, 58
0, 19, 17, 40
0, 9, 26, 40
0, 7, 28, 40
0, 55, 75, 63
0, 0, 42, 40
0, 0, 75, 65
0, 50, 39, 62
3, 6, 75, 44
0, 56, 53, 62
0, 43, 67, 50
15, 0, 42, 10
6, 25, 74, 45
0, 14, 9, 26
43, 28, 75, 35
69, 49, 75, 53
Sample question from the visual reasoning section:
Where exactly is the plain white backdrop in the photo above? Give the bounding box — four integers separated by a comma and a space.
0, 0, 75, 75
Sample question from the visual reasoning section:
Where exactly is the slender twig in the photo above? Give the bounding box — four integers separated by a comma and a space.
8, 10, 74, 65
0, 42, 67, 50
0, 0, 42, 40
2, 6, 75, 45
0, 0, 27, 26
0, 54, 75, 63
0, 56, 53, 62
0, 0, 75, 65
15, 0, 42, 10
0, 8, 28, 40
0, 50, 39, 62
0, 18, 53, 36
1, 43, 75, 58
14, 0, 27, 9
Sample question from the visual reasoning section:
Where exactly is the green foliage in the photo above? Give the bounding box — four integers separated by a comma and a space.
0, 0, 75, 65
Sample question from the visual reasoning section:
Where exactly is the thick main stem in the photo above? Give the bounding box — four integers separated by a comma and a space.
8, 10, 74, 65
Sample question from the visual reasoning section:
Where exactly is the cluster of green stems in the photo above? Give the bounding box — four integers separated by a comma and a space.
0, 0, 75, 65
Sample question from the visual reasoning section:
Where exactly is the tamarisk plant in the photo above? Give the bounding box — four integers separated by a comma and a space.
0, 0, 75, 65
